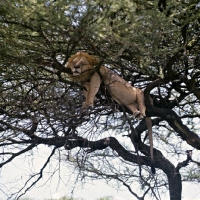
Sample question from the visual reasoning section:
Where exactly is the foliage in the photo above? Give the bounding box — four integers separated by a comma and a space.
19, 198, 35, 200
19, 195, 111, 200
0, 0, 200, 200
95, 196, 114, 200
44, 196, 84, 200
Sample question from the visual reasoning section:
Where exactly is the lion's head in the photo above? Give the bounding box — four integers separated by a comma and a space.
66, 52, 99, 83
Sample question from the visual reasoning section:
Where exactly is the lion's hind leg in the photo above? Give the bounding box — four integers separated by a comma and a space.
125, 103, 140, 118
110, 93, 141, 118
108, 95, 139, 118
136, 88, 146, 119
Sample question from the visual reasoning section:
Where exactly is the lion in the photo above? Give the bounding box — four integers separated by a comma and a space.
66, 52, 146, 119
66, 52, 155, 174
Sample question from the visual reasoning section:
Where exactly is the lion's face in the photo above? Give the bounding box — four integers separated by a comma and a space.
66, 52, 99, 82
67, 55, 92, 77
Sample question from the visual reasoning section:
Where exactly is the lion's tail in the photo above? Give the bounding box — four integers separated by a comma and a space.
145, 117, 156, 175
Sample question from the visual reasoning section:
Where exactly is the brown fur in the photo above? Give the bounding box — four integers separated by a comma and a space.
66, 52, 99, 83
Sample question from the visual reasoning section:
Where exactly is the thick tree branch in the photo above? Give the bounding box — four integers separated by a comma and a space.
144, 80, 200, 150
32, 133, 178, 176
32, 135, 153, 169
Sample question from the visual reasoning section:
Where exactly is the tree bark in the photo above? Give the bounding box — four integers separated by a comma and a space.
168, 172, 182, 200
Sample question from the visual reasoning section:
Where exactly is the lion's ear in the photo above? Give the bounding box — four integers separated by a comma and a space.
65, 55, 75, 69
65, 62, 70, 68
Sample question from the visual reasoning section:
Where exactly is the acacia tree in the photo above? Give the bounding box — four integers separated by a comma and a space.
0, 0, 200, 200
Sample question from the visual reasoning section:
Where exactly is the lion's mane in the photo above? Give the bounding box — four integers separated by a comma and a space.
66, 52, 100, 83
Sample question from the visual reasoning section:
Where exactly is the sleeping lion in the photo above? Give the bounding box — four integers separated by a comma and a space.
66, 52, 155, 174
66, 52, 146, 119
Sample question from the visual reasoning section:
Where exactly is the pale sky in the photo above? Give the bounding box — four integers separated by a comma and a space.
1, 145, 200, 200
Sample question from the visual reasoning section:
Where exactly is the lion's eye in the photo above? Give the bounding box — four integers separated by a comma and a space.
74, 65, 81, 69
74, 63, 85, 69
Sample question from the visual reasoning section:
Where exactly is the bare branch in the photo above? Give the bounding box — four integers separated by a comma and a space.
0, 143, 36, 168
16, 146, 58, 200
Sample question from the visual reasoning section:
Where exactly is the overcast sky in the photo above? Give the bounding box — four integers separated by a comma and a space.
1, 145, 200, 200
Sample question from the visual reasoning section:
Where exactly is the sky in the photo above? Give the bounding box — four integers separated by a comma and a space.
1, 145, 200, 200
0, 144, 135, 200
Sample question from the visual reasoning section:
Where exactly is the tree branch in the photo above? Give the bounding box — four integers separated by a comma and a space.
144, 80, 200, 150
16, 146, 58, 200
0, 142, 36, 168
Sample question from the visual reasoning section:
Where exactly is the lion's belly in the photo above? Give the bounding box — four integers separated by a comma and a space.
106, 82, 137, 105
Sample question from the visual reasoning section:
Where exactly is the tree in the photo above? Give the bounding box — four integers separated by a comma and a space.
19, 195, 111, 200
0, 0, 200, 200
96, 197, 113, 200
19, 196, 84, 200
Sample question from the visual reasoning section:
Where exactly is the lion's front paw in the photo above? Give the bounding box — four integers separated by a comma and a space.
132, 111, 140, 119
82, 101, 94, 108
138, 113, 146, 119
132, 111, 146, 119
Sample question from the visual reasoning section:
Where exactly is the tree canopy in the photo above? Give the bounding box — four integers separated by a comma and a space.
0, 0, 200, 200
